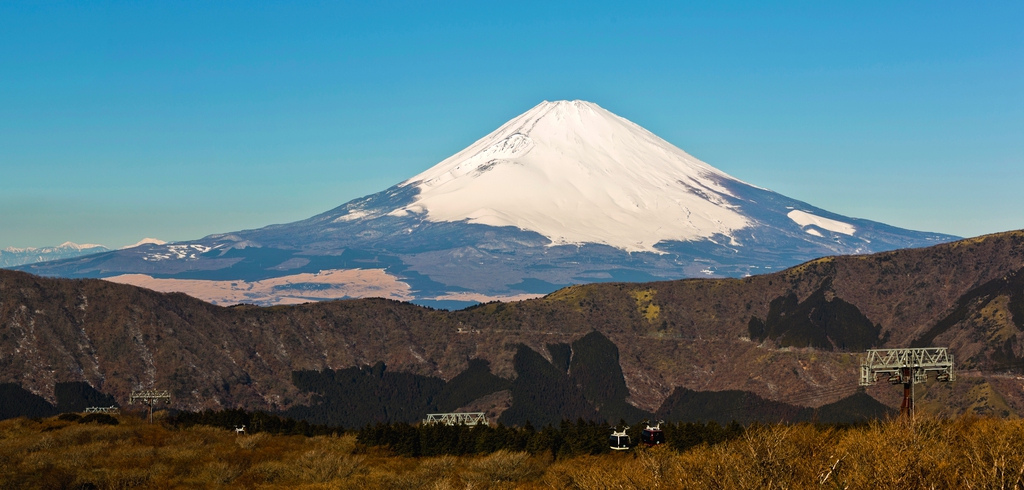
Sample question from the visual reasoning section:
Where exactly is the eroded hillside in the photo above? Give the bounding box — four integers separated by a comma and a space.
3, 230, 1024, 418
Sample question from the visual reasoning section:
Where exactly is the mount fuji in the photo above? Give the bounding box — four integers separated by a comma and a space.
17, 101, 956, 307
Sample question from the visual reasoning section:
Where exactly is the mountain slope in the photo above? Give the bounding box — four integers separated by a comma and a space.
3, 230, 1024, 420
16, 101, 955, 305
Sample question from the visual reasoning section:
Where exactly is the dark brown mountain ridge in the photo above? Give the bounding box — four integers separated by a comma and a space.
3, 230, 1024, 420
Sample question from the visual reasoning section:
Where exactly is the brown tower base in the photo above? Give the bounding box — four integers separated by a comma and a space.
899, 367, 914, 417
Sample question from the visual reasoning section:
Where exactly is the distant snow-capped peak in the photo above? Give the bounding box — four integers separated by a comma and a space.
389, 100, 754, 252
121, 237, 168, 249
57, 241, 106, 250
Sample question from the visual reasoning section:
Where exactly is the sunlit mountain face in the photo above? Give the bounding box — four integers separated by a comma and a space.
17, 101, 956, 307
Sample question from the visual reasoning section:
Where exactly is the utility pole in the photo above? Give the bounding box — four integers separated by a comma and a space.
129, 390, 171, 423
860, 348, 954, 418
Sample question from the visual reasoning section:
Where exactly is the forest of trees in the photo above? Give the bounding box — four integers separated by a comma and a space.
0, 382, 116, 421
356, 418, 747, 458
168, 406, 749, 459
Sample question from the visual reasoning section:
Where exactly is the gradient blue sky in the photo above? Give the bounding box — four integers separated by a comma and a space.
1, 1, 1021, 248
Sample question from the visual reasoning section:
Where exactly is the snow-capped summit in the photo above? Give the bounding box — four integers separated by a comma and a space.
121, 238, 168, 250
56, 241, 106, 250
391, 100, 748, 252
19, 100, 958, 306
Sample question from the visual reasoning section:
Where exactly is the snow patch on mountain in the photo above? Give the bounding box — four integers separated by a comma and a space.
334, 210, 372, 222
787, 210, 856, 235
58, 241, 105, 250
142, 244, 213, 261
397, 100, 752, 253
121, 238, 167, 249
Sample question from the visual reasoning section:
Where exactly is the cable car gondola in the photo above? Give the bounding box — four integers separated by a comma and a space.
641, 421, 665, 447
609, 426, 631, 451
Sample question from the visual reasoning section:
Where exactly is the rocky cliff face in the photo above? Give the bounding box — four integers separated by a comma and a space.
3, 230, 1024, 419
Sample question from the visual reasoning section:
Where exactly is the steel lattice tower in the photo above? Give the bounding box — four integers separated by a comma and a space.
130, 390, 171, 423
860, 348, 955, 417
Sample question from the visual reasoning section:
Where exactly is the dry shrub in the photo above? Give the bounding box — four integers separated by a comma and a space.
353, 456, 422, 489
305, 433, 358, 456
4, 464, 78, 490
107, 442, 157, 463
25, 434, 56, 452
296, 448, 365, 483
545, 450, 690, 490
57, 440, 109, 469
635, 446, 683, 485
190, 460, 244, 485
156, 444, 201, 468
726, 424, 835, 488
359, 470, 424, 490
236, 431, 270, 450
465, 450, 543, 486
243, 459, 292, 484
16, 451, 56, 476
51, 424, 97, 447
426, 477, 459, 490
91, 467, 151, 490
417, 454, 459, 480
113, 468, 153, 489
332, 433, 359, 455
829, 417, 952, 488
13, 414, 1024, 489
544, 454, 628, 489
952, 417, 1024, 488
672, 416, 1024, 489
183, 424, 226, 445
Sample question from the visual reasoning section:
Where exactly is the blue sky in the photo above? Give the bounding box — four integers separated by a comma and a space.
1, 1, 1021, 248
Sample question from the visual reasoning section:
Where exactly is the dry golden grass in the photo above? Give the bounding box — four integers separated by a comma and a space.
5, 415, 1024, 489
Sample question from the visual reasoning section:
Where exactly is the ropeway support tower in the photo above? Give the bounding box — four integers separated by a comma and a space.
860, 348, 955, 417
422, 413, 488, 426
130, 390, 171, 423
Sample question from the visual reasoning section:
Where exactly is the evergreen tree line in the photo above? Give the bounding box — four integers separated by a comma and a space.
0, 382, 118, 421
286, 359, 510, 427
168, 408, 343, 437
356, 418, 747, 458
165, 408, 749, 458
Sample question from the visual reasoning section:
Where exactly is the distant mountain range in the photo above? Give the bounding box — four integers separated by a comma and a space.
0, 238, 166, 268
0, 242, 110, 268
3, 230, 1024, 424
14, 101, 956, 307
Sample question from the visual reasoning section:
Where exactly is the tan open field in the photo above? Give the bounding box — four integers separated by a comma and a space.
4, 414, 1024, 489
